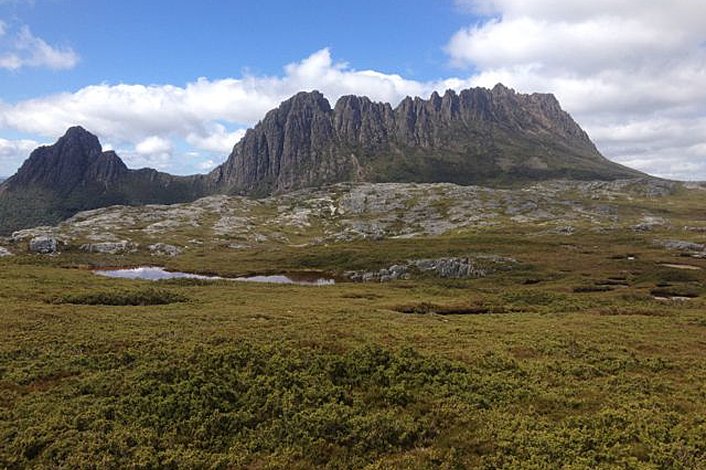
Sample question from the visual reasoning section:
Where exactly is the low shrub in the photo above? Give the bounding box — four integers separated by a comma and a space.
57, 288, 188, 306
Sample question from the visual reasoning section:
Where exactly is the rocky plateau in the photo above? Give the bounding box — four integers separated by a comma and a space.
3, 177, 690, 261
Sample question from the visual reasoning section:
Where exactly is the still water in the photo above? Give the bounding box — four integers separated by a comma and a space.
94, 266, 335, 285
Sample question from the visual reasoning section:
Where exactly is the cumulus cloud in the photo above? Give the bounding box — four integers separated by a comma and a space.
448, 0, 706, 180
186, 125, 246, 154
0, 137, 40, 175
0, 23, 79, 71
123, 135, 173, 170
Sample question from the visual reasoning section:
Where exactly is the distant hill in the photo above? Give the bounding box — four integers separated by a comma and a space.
0, 84, 645, 235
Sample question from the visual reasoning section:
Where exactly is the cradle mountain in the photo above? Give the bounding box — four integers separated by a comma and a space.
0, 84, 642, 235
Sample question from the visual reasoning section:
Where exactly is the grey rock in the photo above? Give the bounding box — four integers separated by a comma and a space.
550, 226, 575, 235
657, 239, 705, 252
148, 243, 182, 257
633, 216, 669, 232
5, 178, 689, 253
29, 236, 57, 254
345, 255, 515, 282
0, 246, 12, 257
80, 240, 135, 254
684, 226, 706, 233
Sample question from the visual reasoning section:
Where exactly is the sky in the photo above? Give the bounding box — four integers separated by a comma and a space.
0, 0, 705, 180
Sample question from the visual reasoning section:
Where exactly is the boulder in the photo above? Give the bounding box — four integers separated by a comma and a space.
29, 236, 57, 254
148, 243, 182, 257
0, 247, 12, 257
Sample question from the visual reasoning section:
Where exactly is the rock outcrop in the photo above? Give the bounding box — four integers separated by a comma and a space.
345, 256, 516, 282
148, 243, 182, 257
29, 236, 57, 254
80, 240, 136, 254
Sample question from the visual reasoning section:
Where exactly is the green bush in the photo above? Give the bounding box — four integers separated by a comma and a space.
58, 288, 188, 306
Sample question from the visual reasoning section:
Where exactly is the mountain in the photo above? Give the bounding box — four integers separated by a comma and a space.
0, 85, 644, 235
0, 127, 210, 234
208, 84, 641, 195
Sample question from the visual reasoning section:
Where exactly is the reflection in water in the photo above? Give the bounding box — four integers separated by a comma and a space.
94, 266, 335, 285
95, 266, 217, 281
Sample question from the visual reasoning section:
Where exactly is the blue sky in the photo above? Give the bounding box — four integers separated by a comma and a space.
1, 0, 473, 95
1, 0, 705, 179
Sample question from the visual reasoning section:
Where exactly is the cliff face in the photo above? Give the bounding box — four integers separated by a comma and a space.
210, 84, 634, 194
0, 85, 644, 234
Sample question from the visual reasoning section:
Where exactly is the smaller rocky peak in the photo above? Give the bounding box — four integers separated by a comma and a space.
333, 95, 394, 147
528, 92, 562, 111
427, 91, 443, 114
286, 90, 332, 113
55, 126, 103, 155
491, 83, 515, 96
440, 89, 461, 119
334, 94, 373, 113
5, 126, 103, 191
63, 125, 97, 139
395, 96, 415, 115
260, 90, 333, 129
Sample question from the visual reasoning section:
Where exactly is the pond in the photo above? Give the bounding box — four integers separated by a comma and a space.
94, 266, 336, 285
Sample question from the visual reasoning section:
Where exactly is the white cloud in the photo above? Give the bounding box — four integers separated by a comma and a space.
0, 24, 79, 71
124, 135, 173, 170
0, 137, 40, 175
447, 0, 706, 180
186, 125, 246, 154
135, 135, 172, 156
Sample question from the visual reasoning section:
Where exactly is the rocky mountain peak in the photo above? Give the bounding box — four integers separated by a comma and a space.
4, 126, 103, 192
61, 125, 101, 146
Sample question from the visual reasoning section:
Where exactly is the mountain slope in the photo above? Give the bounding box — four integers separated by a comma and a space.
209, 85, 641, 194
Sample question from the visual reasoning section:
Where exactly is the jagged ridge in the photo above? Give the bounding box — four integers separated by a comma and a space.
209, 84, 639, 194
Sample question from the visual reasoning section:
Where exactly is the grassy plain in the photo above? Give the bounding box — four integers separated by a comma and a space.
1, 190, 706, 468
